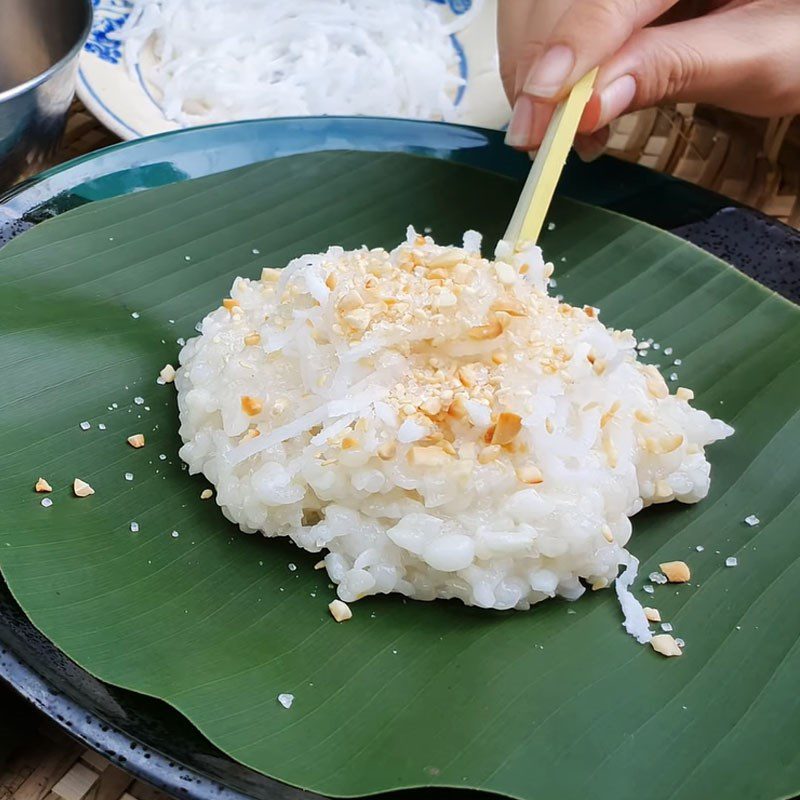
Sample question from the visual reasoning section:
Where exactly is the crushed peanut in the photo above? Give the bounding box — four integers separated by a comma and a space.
491, 412, 522, 445
314, 560, 326, 570
650, 634, 682, 657
601, 524, 614, 542
676, 387, 694, 401
127, 433, 145, 448
659, 560, 691, 583
468, 317, 503, 340
159, 363, 176, 383
516, 464, 543, 484
35, 477, 52, 493
73, 478, 94, 498
328, 599, 352, 622
643, 607, 661, 622
200, 489, 213, 500
241, 396, 263, 416
408, 446, 451, 467
222, 298, 239, 311
243, 332, 261, 346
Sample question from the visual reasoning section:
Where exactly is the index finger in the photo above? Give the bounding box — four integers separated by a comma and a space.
522, 0, 679, 100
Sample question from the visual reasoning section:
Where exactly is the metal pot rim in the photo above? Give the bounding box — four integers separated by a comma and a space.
0, 0, 93, 104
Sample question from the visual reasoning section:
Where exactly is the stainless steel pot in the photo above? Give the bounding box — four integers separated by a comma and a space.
0, 0, 93, 189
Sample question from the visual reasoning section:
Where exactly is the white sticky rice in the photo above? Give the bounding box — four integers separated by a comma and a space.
176, 229, 732, 629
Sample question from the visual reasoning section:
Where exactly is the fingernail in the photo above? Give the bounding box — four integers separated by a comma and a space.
578, 93, 602, 134
523, 44, 575, 98
597, 74, 637, 127
574, 133, 606, 163
505, 95, 535, 147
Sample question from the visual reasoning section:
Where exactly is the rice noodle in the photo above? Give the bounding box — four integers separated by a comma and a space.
115, 0, 474, 125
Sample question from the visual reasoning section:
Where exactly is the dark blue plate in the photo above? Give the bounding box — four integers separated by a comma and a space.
1, 118, 798, 800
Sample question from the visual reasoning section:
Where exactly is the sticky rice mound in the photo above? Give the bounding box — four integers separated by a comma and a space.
176, 229, 732, 614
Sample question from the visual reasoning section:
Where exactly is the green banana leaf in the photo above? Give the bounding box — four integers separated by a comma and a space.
1, 151, 799, 800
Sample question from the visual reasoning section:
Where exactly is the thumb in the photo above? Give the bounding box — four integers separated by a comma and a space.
580, 2, 800, 133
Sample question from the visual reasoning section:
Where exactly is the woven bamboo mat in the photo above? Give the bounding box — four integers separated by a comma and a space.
1, 96, 797, 800
0, 686, 172, 800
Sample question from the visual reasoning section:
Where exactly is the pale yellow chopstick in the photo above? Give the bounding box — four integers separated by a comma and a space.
504, 68, 599, 248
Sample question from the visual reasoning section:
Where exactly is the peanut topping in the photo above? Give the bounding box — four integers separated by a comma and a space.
644, 365, 669, 399
324, 272, 337, 290
447, 397, 468, 420
408, 446, 451, 467
491, 412, 522, 445
377, 440, 396, 460
159, 363, 176, 383
222, 298, 239, 311
659, 561, 691, 583
478, 445, 502, 464
676, 387, 695, 401
127, 434, 145, 448
73, 478, 94, 498
516, 464, 543, 485
328, 599, 352, 622
643, 607, 661, 623
244, 332, 261, 346
468, 317, 503, 340
490, 296, 527, 317
650, 634, 682, 657
241, 396, 263, 416
35, 477, 52, 493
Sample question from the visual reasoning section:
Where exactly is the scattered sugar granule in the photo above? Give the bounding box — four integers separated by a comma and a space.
131, 312, 140, 319
660, 561, 691, 583
79, 421, 91, 431
277, 693, 294, 709
664, 347, 673, 355
252, 248, 261, 255
288, 563, 297, 572
73, 478, 94, 497
653, 343, 661, 350
112, 402, 118, 409
159, 454, 167, 461
159, 364, 176, 384
134, 396, 144, 405
643, 585, 655, 594
177, 337, 186, 346
200, 489, 213, 500
669, 373, 678, 381
184, 255, 191, 261
650, 634, 682, 657
644, 607, 661, 622
127, 433, 145, 448
637, 341, 651, 351
34, 477, 52, 493
40, 497, 53, 508
329, 599, 352, 622
674, 358, 682, 366
130, 521, 139, 533
675, 638, 686, 648
744, 514, 760, 527
649, 571, 668, 585
98, 423, 106, 430
124, 472, 134, 481
169, 319, 175, 324
171, 530, 180, 538
314, 560, 326, 570
560, 256, 567, 262
695, 545, 705, 552
660, 622, 674, 632
546, 222, 556, 231
725, 556, 738, 567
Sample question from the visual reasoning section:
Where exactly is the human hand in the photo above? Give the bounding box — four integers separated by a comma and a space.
499, 0, 800, 159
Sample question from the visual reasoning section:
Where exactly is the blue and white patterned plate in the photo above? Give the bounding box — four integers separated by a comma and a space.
78, 0, 509, 140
